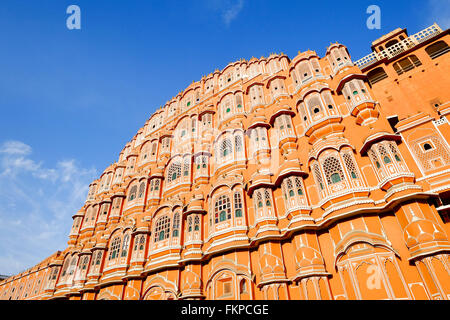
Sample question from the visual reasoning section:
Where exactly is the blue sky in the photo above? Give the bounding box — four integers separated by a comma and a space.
0, 0, 448, 275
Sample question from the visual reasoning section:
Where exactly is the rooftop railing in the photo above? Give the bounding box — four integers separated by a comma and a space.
355, 23, 443, 69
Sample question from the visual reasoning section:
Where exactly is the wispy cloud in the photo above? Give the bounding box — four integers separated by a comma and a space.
222, 0, 244, 26
0, 140, 97, 275
427, 0, 450, 29
208, 0, 245, 26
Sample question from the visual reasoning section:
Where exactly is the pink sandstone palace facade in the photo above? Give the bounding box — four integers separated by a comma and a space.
1, 24, 450, 300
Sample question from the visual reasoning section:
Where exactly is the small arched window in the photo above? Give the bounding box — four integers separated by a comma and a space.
128, 185, 138, 201
367, 67, 388, 85
214, 195, 231, 223
378, 145, 392, 164
342, 153, 359, 179
187, 216, 192, 232
264, 189, 272, 206
393, 55, 422, 75
121, 234, 130, 257
234, 192, 243, 217
256, 191, 263, 208
323, 156, 345, 185
167, 161, 182, 183
294, 177, 304, 195
385, 39, 399, 48
240, 279, 247, 294
194, 216, 200, 231
172, 212, 180, 237
137, 182, 146, 199
81, 256, 89, 270
425, 41, 449, 59
108, 237, 122, 261
95, 251, 102, 265
154, 216, 171, 242
139, 235, 145, 250
235, 135, 243, 153
221, 139, 233, 158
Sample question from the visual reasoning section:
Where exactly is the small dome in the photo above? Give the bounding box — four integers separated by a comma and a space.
296, 246, 324, 268
403, 219, 447, 248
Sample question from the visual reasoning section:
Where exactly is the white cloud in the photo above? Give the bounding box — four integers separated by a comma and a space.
208, 0, 245, 26
0, 140, 97, 275
0, 141, 32, 156
222, 0, 244, 26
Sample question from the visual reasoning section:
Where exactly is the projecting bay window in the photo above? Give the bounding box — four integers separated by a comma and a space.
249, 85, 265, 108
148, 178, 161, 200
328, 46, 352, 73
110, 197, 123, 218
269, 78, 287, 100
312, 148, 365, 200
281, 176, 308, 211
368, 141, 410, 182
274, 114, 295, 141
194, 155, 209, 178
249, 127, 270, 157
342, 79, 372, 109
253, 188, 275, 221
125, 156, 136, 176
160, 137, 171, 155
113, 167, 124, 185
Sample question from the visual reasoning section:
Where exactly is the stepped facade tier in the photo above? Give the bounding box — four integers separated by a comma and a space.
1, 23, 450, 300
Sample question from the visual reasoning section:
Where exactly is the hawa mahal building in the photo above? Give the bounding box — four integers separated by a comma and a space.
1, 23, 450, 300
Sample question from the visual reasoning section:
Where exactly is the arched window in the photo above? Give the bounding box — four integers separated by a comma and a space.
236, 94, 243, 110
187, 216, 192, 232
172, 212, 180, 237
264, 189, 272, 206
95, 251, 102, 266
183, 157, 191, 176
385, 39, 399, 48
194, 215, 200, 231
388, 142, 403, 162
61, 259, 69, 278
139, 235, 146, 250
282, 176, 307, 210
137, 182, 146, 199
221, 139, 233, 158
323, 156, 345, 185
254, 188, 274, 219
240, 279, 247, 294
393, 55, 422, 75
214, 195, 231, 223
140, 142, 151, 163
294, 177, 304, 195
81, 256, 89, 271
256, 191, 263, 208
367, 67, 388, 85
342, 152, 359, 179
154, 216, 171, 242
108, 237, 122, 261
235, 135, 243, 153
167, 161, 182, 183
128, 185, 137, 201
121, 234, 130, 257
306, 94, 323, 117
378, 145, 392, 164
234, 192, 243, 217
151, 142, 157, 158
425, 41, 449, 59
191, 118, 197, 133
